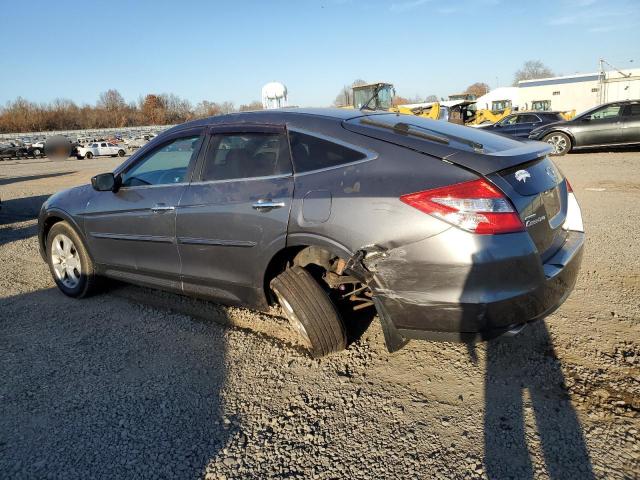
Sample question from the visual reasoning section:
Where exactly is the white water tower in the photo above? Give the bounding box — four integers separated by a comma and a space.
262, 82, 288, 109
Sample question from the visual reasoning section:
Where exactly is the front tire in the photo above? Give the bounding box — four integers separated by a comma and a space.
85, 152, 93, 159
47, 222, 98, 298
271, 266, 347, 357
543, 132, 571, 156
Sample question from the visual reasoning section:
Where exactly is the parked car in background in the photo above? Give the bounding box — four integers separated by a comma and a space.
26, 140, 46, 158
0, 142, 27, 159
77, 142, 126, 159
477, 112, 565, 138
529, 100, 640, 155
38, 109, 584, 357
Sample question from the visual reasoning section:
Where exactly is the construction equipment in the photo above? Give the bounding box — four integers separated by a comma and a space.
351, 82, 395, 110
347, 82, 474, 125
466, 108, 512, 126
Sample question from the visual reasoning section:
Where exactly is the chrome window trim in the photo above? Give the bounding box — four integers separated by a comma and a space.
189, 173, 293, 186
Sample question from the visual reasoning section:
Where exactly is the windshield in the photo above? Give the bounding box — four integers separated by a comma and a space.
353, 84, 394, 111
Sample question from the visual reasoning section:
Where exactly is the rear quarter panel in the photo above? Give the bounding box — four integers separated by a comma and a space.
284, 117, 478, 256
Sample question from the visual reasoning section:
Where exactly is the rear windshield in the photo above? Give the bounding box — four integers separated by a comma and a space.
344, 114, 521, 154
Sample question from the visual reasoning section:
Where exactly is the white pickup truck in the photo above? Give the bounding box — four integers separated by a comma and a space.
77, 142, 126, 159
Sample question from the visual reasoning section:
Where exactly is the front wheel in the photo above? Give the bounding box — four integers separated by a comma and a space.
271, 266, 347, 357
47, 221, 98, 298
85, 152, 93, 159
543, 132, 571, 156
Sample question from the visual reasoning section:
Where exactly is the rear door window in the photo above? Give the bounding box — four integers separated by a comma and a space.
289, 131, 366, 173
201, 132, 291, 181
517, 114, 540, 123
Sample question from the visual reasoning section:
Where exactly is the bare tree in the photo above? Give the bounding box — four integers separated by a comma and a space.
239, 101, 263, 112
465, 82, 490, 97
425, 94, 439, 102
513, 61, 554, 85
97, 89, 126, 111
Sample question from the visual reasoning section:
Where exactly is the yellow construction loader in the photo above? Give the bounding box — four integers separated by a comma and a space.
466, 108, 512, 126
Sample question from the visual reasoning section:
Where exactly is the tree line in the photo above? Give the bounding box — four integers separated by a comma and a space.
0, 89, 263, 134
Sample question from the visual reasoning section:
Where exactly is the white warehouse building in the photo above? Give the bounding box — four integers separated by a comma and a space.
474, 68, 640, 115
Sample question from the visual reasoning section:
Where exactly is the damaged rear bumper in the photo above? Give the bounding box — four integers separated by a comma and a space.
358, 229, 584, 349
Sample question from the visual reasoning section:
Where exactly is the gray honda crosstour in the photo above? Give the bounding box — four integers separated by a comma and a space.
38, 108, 585, 357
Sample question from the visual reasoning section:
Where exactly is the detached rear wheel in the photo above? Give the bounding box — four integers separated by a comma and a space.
543, 132, 571, 156
47, 222, 98, 298
271, 266, 347, 357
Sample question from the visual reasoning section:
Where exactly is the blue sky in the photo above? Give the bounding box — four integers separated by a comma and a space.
1, 0, 638, 107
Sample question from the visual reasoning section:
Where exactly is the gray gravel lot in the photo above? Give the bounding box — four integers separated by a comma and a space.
0, 151, 639, 479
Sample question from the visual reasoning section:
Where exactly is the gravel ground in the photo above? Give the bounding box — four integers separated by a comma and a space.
0, 151, 638, 479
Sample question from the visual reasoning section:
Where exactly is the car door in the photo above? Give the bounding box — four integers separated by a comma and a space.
515, 114, 542, 138
176, 125, 294, 307
572, 103, 624, 146
97, 142, 108, 156
621, 102, 640, 144
83, 128, 204, 288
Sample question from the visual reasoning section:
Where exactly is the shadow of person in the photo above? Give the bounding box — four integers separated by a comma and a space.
483, 320, 594, 479
0, 286, 233, 479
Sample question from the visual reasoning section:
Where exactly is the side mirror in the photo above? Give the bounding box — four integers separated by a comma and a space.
91, 172, 118, 192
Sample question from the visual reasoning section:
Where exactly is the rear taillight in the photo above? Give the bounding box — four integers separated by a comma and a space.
400, 179, 524, 234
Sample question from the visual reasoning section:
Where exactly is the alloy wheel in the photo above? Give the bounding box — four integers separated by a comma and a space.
273, 287, 312, 348
50, 233, 82, 288
546, 134, 568, 155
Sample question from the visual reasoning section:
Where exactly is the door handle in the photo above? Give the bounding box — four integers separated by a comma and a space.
151, 204, 175, 213
252, 199, 286, 212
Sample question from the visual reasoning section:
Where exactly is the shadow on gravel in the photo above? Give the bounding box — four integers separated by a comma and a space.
569, 145, 640, 155
0, 287, 233, 479
0, 194, 50, 225
483, 321, 594, 479
0, 194, 50, 248
0, 171, 73, 187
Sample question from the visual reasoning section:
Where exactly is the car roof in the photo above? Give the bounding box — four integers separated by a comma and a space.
168, 108, 386, 133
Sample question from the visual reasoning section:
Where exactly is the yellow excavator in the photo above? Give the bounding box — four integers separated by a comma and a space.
349, 82, 475, 124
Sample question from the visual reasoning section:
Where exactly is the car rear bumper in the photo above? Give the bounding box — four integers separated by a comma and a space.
370, 228, 584, 343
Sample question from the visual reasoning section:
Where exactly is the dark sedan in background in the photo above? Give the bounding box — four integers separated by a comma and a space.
529, 99, 640, 155
478, 111, 564, 138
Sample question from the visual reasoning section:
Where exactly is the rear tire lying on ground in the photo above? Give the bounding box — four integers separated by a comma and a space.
270, 266, 347, 357
47, 221, 99, 298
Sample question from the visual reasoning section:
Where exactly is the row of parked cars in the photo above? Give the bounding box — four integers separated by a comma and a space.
0, 132, 161, 161
477, 99, 640, 155
0, 139, 46, 159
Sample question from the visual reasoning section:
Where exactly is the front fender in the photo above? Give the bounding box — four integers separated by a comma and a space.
38, 206, 88, 262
